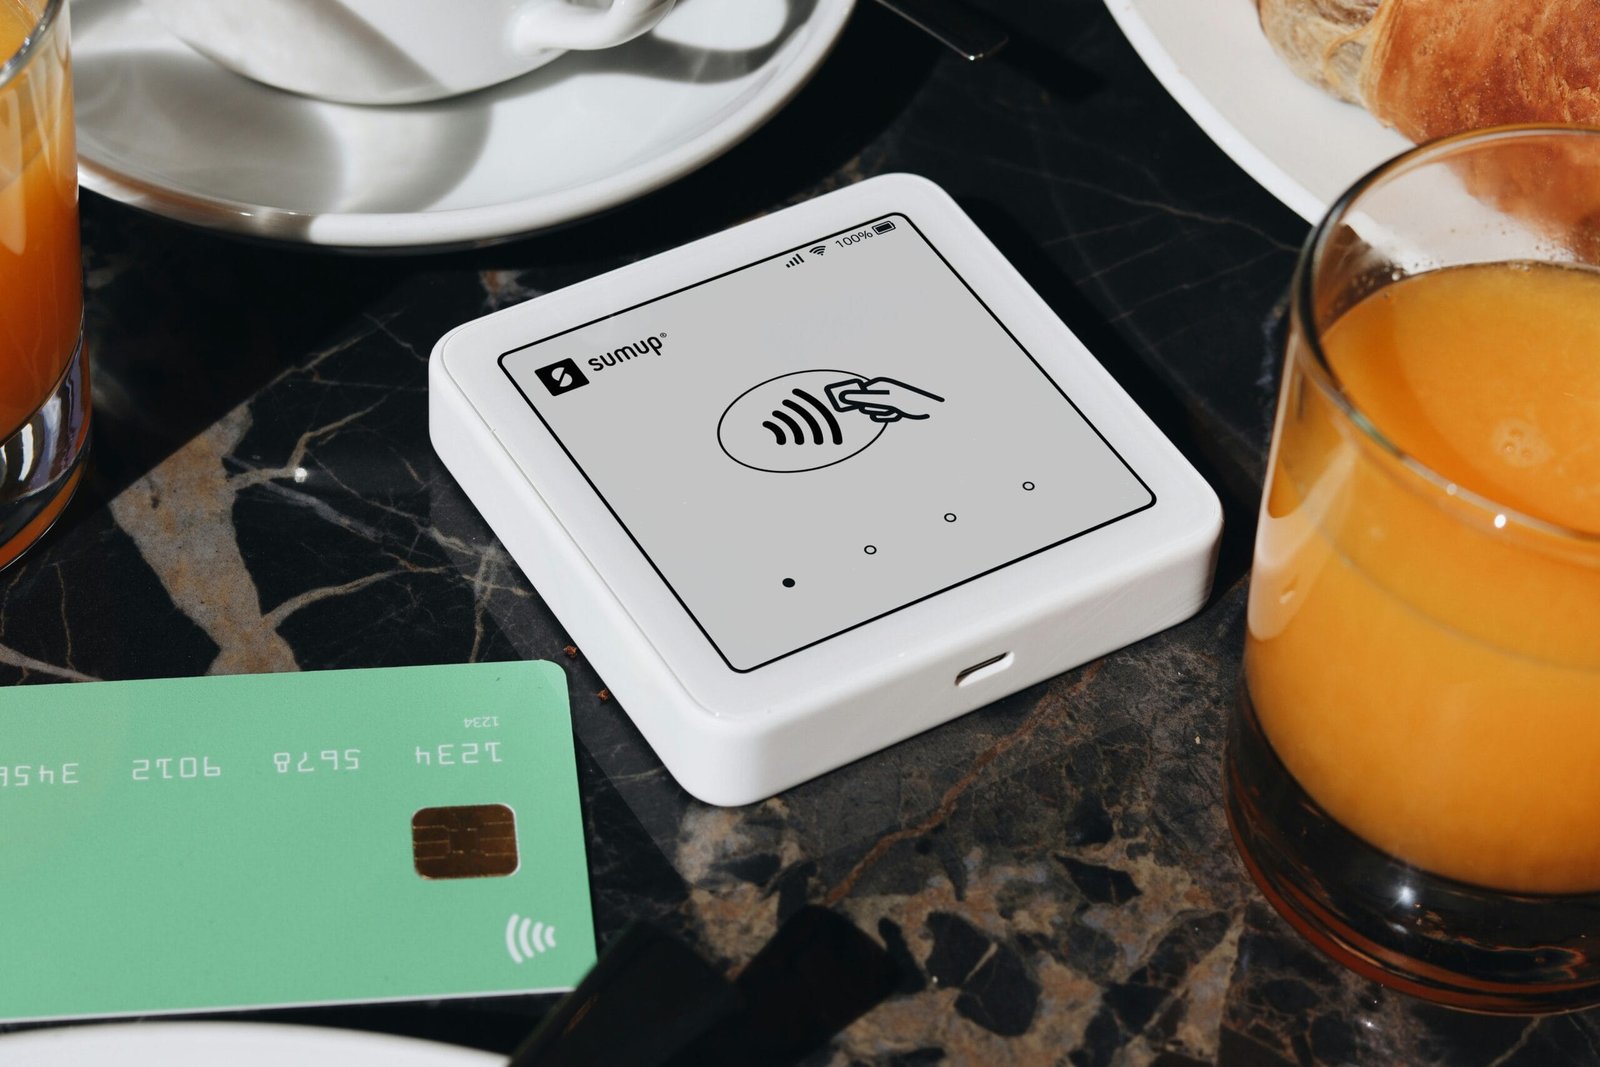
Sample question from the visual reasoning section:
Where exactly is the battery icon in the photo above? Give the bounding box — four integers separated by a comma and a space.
872, 221, 896, 234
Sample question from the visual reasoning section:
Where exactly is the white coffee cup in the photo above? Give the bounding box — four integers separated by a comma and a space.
140, 0, 679, 105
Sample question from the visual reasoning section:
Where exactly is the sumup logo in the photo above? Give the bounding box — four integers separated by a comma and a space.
532, 357, 589, 397
533, 334, 666, 397
586, 334, 665, 373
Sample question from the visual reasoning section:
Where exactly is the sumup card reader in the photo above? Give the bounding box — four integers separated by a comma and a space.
430, 174, 1221, 805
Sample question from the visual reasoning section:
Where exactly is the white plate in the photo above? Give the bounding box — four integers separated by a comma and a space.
70, 0, 855, 248
0, 1022, 501, 1065
1103, 0, 1410, 223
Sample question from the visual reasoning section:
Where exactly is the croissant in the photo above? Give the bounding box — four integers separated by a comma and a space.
1257, 0, 1600, 143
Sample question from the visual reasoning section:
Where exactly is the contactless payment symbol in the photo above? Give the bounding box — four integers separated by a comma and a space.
717, 368, 943, 473
534, 357, 590, 396
505, 913, 558, 964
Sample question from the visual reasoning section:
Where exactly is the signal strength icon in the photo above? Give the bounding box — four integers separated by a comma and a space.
784, 253, 805, 268
505, 914, 557, 964
809, 245, 827, 256
762, 387, 843, 446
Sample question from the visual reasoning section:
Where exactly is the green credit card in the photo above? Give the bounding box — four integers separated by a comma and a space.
0, 661, 597, 1023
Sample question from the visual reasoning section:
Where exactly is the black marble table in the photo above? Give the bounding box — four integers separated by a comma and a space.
6, 1, 1599, 1063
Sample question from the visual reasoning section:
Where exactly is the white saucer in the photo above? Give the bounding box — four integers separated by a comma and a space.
0, 1022, 499, 1065
72, 0, 855, 249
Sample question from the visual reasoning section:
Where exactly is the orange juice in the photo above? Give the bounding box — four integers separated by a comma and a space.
0, 0, 79, 441
1245, 262, 1600, 894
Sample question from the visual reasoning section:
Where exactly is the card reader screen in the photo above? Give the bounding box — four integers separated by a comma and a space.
499, 214, 1154, 671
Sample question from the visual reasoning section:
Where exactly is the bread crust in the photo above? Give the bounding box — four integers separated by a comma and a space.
1261, 0, 1600, 141
1256, 0, 1381, 102
1363, 0, 1600, 141
1261, 2, 1600, 266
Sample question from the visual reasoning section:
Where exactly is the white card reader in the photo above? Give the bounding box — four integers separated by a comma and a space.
429, 174, 1221, 806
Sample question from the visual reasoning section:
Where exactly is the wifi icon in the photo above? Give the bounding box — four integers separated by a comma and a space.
762, 387, 843, 446
809, 245, 827, 256
505, 914, 557, 964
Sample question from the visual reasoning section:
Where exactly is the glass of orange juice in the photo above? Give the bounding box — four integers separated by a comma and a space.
1227, 126, 1600, 1013
0, 0, 86, 570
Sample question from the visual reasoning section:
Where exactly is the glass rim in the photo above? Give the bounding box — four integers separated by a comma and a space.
1292, 123, 1600, 547
0, 0, 63, 90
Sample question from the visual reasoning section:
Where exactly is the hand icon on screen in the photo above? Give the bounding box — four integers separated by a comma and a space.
828, 377, 945, 422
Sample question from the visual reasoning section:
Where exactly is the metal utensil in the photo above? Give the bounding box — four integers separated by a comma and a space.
872, 0, 1009, 60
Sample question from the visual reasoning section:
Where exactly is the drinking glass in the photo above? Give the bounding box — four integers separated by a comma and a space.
0, 0, 86, 570
1226, 126, 1600, 1013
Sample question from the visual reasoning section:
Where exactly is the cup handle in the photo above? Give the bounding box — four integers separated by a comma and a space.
513, 0, 677, 53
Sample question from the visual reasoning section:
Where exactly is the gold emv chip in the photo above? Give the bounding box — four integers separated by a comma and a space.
411, 804, 519, 879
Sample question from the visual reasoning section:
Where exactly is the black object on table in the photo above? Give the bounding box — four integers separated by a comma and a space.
508, 907, 895, 1066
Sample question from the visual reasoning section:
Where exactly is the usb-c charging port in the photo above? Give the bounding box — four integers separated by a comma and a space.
955, 652, 1014, 688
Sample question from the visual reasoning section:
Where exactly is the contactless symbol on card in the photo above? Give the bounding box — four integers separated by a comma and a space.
505, 913, 558, 963
716, 369, 944, 473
